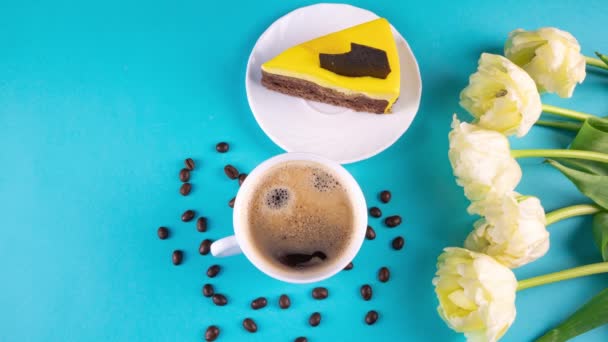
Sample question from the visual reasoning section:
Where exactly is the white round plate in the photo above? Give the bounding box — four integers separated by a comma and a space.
245, 3, 422, 164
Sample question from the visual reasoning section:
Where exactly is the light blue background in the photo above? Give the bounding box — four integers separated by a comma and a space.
1, 0, 607, 341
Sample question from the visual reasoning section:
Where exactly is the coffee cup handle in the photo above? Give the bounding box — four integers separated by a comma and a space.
210, 236, 242, 257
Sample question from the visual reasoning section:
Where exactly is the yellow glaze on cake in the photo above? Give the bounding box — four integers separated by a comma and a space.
261, 18, 400, 113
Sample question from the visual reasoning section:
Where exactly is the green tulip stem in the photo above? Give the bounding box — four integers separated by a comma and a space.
511, 149, 608, 163
545, 204, 601, 226
534, 120, 582, 132
517, 262, 608, 291
586, 55, 608, 70
541, 104, 595, 121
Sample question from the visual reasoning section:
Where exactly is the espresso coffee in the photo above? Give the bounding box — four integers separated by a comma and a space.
246, 160, 354, 271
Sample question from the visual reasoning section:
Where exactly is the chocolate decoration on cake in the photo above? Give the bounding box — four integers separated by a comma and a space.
319, 43, 391, 79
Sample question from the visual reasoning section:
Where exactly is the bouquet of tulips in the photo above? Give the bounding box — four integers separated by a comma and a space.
433, 27, 608, 342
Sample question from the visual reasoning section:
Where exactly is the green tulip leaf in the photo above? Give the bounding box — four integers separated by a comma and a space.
557, 158, 608, 176
560, 117, 608, 175
536, 288, 608, 342
547, 159, 608, 210
592, 212, 608, 261
596, 51, 608, 67
571, 117, 608, 153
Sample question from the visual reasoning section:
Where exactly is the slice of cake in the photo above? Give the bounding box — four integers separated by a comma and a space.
261, 18, 401, 114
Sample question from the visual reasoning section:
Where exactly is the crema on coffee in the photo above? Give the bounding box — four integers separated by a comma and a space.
246, 160, 355, 272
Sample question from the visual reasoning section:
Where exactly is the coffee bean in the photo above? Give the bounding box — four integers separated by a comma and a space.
238, 173, 247, 186
380, 190, 392, 203
251, 297, 267, 310
181, 209, 195, 222
196, 217, 207, 232
279, 294, 291, 309
212, 294, 227, 306
207, 265, 220, 278
202, 284, 214, 297
184, 158, 195, 171
172, 250, 183, 265
312, 287, 328, 300
242, 318, 257, 333
294, 337, 307, 342
365, 310, 379, 325
179, 168, 190, 182
385, 215, 402, 228
360, 284, 373, 301
369, 207, 382, 218
224, 165, 239, 179
199, 239, 212, 255
344, 261, 354, 271
378, 267, 390, 283
392, 236, 405, 250
179, 183, 192, 196
366, 225, 376, 240
205, 325, 220, 341
157, 227, 169, 240
216, 142, 229, 153
309, 312, 321, 327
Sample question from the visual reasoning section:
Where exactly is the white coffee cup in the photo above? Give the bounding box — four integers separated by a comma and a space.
210, 152, 367, 283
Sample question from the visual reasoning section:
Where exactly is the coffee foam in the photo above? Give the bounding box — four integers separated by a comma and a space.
247, 160, 354, 271
311, 168, 340, 192
264, 187, 291, 209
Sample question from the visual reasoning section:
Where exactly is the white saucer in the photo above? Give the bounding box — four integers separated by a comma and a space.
245, 3, 422, 164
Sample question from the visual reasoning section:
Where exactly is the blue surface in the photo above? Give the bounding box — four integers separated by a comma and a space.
1, 0, 607, 341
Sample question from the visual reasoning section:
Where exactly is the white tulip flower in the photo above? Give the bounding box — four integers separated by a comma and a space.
433, 247, 517, 342
465, 193, 549, 268
448, 116, 522, 216
460, 53, 542, 137
505, 27, 586, 98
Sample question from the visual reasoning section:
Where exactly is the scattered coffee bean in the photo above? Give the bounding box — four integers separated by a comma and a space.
196, 217, 208, 232
369, 207, 382, 218
212, 294, 227, 306
365, 310, 379, 325
385, 215, 402, 228
228, 197, 235, 208
312, 287, 328, 300
157, 227, 169, 240
366, 225, 376, 240
279, 294, 291, 309
184, 158, 195, 171
172, 250, 183, 265
205, 325, 220, 341
242, 318, 257, 333
344, 262, 354, 271
378, 267, 390, 283
216, 142, 229, 153
179, 182, 192, 196
207, 265, 221, 278
179, 168, 190, 182
251, 297, 268, 310
181, 209, 195, 222
309, 312, 321, 327
392, 236, 405, 250
238, 173, 247, 186
224, 165, 239, 180
199, 239, 212, 255
360, 284, 373, 301
294, 337, 307, 342
202, 284, 214, 297
380, 190, 392, 203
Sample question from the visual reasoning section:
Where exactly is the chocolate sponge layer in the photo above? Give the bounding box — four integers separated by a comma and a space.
261, 71, 390, 114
